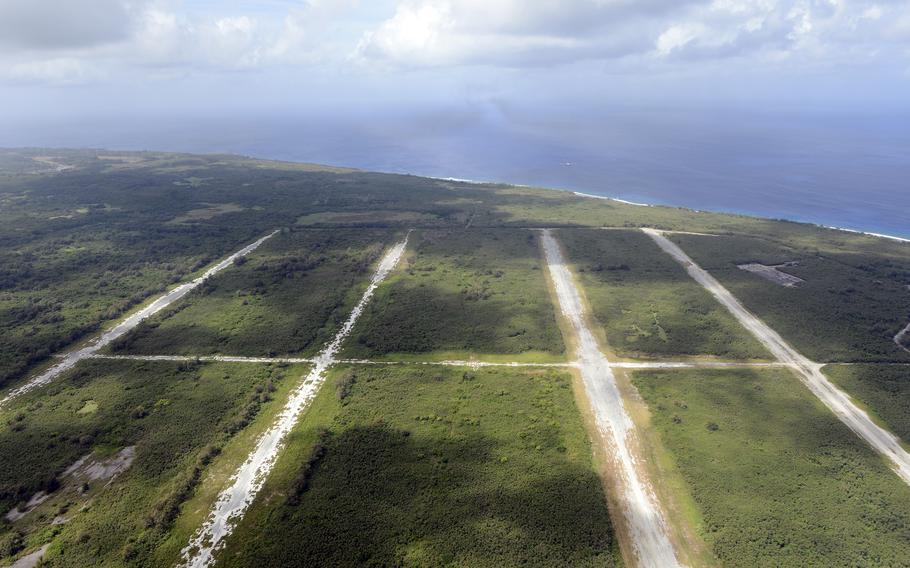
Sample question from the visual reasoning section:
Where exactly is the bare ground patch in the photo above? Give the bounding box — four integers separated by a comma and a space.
168, 203, 246, 224
296, 210, 439, 226
737, 262, 804, 287
4, 446, 135, 523
30, 156, 74, 173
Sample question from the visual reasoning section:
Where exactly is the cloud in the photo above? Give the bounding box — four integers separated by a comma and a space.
1, 0, 909, 89
356, 0, 910, 69
0, 0, 362, 83
0, 0, 142, 50
355, 0, 680, 67
132, 10, 267, 69
3, 58, 97, 85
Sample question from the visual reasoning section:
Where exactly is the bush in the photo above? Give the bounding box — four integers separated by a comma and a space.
335, 371, 356, 402
0, 531, 24, 558
287, 429, 331, 506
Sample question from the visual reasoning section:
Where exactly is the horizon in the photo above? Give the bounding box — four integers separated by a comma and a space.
4, 4, 910, 566
3, 1, 910, 115
2, 1, 910, 236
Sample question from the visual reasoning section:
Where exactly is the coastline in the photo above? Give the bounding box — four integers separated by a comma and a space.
14, 149, 910, 245
428, 174, 908, 244
572, 192, 909, 245
819, 225, 910, 245
572, 191, 652, 207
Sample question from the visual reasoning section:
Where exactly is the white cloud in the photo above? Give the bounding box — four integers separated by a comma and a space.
0, 0, 361, 82
131, 10, 270, 69
656, 24, 703, 56
0, 0, 909, 87
0, 0, 142, 50
356, 3, 454, 65
355, 0, 675, 67
356, 0, 910, 69
3, 58, 96, 85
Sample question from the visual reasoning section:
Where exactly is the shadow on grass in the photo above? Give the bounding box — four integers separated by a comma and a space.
225, 424, 616, 568
635, 368, 910, 568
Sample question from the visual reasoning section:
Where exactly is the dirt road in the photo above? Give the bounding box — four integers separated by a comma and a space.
0, 230, 280, 408
541, 229, 682, 568
643, 228, 910, 485
179, 234, 410, 568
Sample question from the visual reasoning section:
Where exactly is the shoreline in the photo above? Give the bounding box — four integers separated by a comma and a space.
819, 225, 910, 244
428, 174, 909, 244
573, 191, 909, 243
13, 148, 909, 244
570, 191, 908, 244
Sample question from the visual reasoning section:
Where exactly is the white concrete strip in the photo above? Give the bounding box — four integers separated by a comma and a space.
87, 354, 316, 364
87, 354, 785, 371
657, 230, 719, 237
6, 544, 49, 568
179, 233, 410, 568
599, 227, 718, 237
541, 229, 682, 568
88, 354, 565, 367
336, 359, 576, 368
0, 230, 280, 408
643, 228, 910, 485
895, 322, 910, 355
611, 361, 786, 369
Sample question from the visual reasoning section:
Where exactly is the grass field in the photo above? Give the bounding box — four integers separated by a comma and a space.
670, 233, 910, 362
215, 364, 618, 567
825, 364, 910, 441
109, 228, 395, 357
0, 359, 308, 567
632, 367, 910, 567
558, 229, 769, 360
5, 148, 910, 568
341, 229, 565, 360
6, 149, 906, 387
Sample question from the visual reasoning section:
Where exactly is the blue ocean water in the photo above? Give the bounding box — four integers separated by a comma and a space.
4, 106, 909, 238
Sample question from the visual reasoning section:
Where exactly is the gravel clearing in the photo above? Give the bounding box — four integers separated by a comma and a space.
737, 262, 804, 288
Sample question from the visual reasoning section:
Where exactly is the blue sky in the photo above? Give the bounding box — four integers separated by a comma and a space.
1, 0, 910, 119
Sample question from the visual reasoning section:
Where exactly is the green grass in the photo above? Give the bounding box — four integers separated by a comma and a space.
6, 147, 910, 566
342, 229, 565, 360
632, 367, 910, 567
671, 233, 910, 362
296, 210, 442, 226
110, 228, 395, 357
151, 362, 313, 566
825, 364, 910, 441
558, 229, 769, 360
217, 364, 618, 567
5, 148, 907, 388
0, 359, 305, 567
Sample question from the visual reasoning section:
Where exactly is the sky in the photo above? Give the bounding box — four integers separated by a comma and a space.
2, 0, 910, 121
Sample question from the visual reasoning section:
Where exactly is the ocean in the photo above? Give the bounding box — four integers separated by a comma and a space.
3, 106, 909, 238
